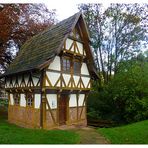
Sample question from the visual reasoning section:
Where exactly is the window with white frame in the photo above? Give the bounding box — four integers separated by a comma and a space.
26, 93, 34, 107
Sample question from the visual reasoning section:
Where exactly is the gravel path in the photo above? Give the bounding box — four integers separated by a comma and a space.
70, 126, 110, 144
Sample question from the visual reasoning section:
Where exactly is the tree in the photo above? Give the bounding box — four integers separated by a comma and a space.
88, 53, 148, 123
0, 4, 57, 73
79, 3, 148, 84
109, 55, 148, 122
79, 4, 148, 123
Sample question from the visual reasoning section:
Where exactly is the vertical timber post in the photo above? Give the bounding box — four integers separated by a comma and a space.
66, 95, 70, 125
56, 93, 60, 125
7, 92, 10, 121
42, 91, 46, 128
40, 69, 46, 129
76, 93, 79, 121
85, 92, 89, 125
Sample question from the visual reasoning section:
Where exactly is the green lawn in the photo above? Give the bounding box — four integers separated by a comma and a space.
98, 120, 148, 144
0, 118, 80, 144
1, 104, 148, 144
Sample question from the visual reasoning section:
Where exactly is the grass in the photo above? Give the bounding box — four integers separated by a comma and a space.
98, 120, 148, 144
0, 115, 80, 144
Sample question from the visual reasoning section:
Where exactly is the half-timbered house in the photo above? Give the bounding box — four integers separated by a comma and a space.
1, 12, 98, 129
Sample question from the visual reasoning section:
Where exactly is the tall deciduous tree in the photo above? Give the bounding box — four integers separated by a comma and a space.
0, 4, 57, 73
78, 3, 148, 84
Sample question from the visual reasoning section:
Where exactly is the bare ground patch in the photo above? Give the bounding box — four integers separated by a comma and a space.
69, 126, 110, 144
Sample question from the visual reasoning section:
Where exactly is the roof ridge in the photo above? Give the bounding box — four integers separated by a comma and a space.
20, 12, 81, 50
3, 12, 82, 76
42, 11, 81, 33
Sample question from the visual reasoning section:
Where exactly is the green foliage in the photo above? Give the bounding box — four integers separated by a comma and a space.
108, 58, 148, 122
0, 99, 8, 107
79, 3, 148, 124
0, 99, 8, 119
88, 55, 148, 123
98, 120, 148, 144
87, 89, 115, 120
0, 119, 80, 144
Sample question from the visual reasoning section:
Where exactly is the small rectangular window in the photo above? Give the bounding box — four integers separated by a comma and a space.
13, 93, 20, 105
62, 58, 71, 73
73, 61, 81, 74
26, 93, 34, 107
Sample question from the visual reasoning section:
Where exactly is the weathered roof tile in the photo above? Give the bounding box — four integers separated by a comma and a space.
4, 12, 81, 76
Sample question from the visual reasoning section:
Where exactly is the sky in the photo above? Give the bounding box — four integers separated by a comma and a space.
44, 0, 111, 20
44, 0, 80, 20
1, 0, 148, 21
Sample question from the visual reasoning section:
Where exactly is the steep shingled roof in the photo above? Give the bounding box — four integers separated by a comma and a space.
3, 12, 98, 79
4, 12, 81, 76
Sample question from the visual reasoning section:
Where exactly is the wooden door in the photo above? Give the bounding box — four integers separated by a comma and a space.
59, 95, 67, 125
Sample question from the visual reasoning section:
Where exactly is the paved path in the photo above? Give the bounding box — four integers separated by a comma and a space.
70, 126, 110, 144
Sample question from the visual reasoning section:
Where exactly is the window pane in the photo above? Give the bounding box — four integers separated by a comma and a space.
63, 58, 71, 72
67, 60, 70, 69
74, 61, 81, 74
26, 93, 33, 107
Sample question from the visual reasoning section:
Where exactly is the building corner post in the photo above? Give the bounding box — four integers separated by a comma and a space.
40, 69, 46, 129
